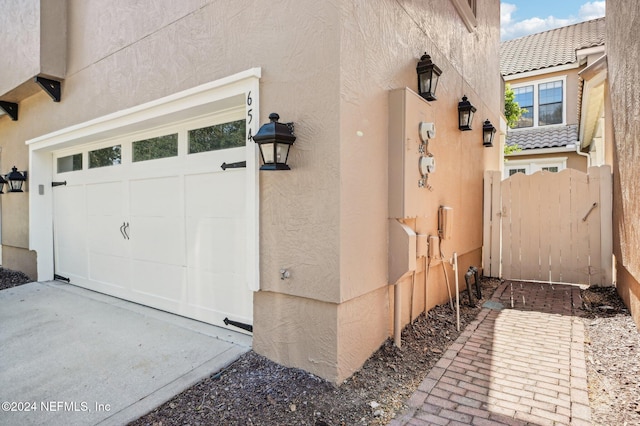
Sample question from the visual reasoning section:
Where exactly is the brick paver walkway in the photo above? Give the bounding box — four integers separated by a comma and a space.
390, 281, 591, 426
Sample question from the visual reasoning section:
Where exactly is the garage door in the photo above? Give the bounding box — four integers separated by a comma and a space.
52, 110, 253, 333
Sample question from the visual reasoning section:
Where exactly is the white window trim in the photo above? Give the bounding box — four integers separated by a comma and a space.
451, 0, 477, 31
510, 75, 567, 130
27, 68, 261, 289
503, 157, 568, 179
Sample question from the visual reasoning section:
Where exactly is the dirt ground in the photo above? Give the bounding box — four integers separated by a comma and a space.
2, 271, 637, 425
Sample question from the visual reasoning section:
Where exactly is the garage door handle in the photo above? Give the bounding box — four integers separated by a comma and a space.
120, 222, 130, 240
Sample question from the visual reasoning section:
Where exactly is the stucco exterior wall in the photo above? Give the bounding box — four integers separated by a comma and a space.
0, 0, 502, 382
607, 0, 640, 329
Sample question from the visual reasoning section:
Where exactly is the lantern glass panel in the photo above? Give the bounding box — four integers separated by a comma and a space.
260, 142, 274, 164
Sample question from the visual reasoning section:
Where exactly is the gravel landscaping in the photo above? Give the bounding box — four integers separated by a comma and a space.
1, 271, 638, 425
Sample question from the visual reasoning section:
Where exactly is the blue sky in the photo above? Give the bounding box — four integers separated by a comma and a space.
501, 1, 606, 40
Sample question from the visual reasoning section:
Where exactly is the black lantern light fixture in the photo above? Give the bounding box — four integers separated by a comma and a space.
416, 53, 442, 101
458, 95, 477, 131
482, 119, 497, 147
6, 166, 27, 192
253, 113, 296, 170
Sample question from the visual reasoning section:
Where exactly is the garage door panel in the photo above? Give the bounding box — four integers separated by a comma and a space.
129, 217, 185, 265
187, 268, 252, 320
54, 185, 88, 277
89, 252, 130, 289
87, 182, 123, 216
130, 177, 181, 217
186, 217, 245, 271
131, 260, 186, 303
87, 216, 129, 256
185, 172, 245, 218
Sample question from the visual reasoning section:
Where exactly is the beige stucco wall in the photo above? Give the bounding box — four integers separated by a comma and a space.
506, 151, 588, 173
607, 0, 640, 329
0, 0, 66, 100
0, 0, 501, 383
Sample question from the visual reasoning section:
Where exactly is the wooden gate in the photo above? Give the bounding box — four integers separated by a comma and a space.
483, 166, 612, 285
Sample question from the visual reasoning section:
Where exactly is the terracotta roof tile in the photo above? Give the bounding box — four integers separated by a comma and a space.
500, 18, 605, 76
506, 124, 578, 150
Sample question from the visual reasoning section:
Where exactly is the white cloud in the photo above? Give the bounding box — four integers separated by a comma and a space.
501, 1, 606, 41
578, 1, 606, 20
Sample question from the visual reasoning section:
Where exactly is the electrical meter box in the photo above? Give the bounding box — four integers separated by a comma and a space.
388, 88, 434, 218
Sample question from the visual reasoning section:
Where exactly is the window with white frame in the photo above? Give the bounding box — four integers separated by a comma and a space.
511, 77, 565, 129
503, 157, 567, 179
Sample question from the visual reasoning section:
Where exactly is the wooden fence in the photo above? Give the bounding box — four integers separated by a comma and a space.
483, 166, 612, 286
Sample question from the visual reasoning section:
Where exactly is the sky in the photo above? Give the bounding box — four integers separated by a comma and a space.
501, 1, 606, 41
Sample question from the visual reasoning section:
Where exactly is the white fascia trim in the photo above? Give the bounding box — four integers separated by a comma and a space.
28, 68, 262, 290
576, 45, 605, 58
503, 63, 578, 81
27, 68, 262, 149
507, 146, 576, 156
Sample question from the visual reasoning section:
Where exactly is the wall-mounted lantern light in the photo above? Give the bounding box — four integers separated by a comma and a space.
6, 166, 27, 192
416, 53, 442, 101
253, 113, 296, 170
458, 95, 476, 131
482, 119, 496, 147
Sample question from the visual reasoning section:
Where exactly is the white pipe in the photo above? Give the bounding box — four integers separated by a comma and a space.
453, 252, 460, 332
394, 284, 401, 348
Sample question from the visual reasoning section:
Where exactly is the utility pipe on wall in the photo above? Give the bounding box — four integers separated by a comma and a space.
394, 283, 402, 348
453, 252, 460, 332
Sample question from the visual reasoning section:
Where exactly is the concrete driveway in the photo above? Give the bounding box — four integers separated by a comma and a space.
0, 281, 251, 426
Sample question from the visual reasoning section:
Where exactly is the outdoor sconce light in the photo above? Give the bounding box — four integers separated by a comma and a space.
458, 95, 476, 131
416, 53, 442, 101
482, 119, 496, 147
253, 112, 296, 170
6, 166, 27, 192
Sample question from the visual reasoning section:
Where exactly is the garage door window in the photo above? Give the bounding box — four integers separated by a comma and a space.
89, 145, 121, 168
132, 134, 178, 162
188, 119, 245, 154
57, 153, 83, 173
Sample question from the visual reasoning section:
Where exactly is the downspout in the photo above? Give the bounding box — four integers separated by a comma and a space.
575, 142, 591, 168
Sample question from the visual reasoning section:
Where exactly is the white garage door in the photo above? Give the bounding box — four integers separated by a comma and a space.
52, 110, 253, 333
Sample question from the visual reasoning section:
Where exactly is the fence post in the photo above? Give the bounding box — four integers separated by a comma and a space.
599, 165, 613, 285
483, 170, 502, 278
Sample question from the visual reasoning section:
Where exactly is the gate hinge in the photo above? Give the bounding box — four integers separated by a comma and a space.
223, 317, 253, 333
54, 274, 70, 282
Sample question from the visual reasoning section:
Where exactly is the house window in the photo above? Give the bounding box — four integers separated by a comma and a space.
451, 0, 477, 31
511, 78, 565, 129
538, 81, 563, 125
513, 86, 533, 128
504, 157, 567, 179
132, 134, 178, 162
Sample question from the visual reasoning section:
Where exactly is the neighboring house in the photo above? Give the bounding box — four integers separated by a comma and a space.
0, 0, 502, 383
500, 18, 608, 179
607, 0, 640, 329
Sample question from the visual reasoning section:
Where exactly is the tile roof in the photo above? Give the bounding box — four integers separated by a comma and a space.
500, 18, 605, 76
506, 124, 578, 150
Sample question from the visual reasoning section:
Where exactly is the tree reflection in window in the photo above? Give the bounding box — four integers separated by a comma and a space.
188, 119, 245, 154
89, 145, 121, 168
